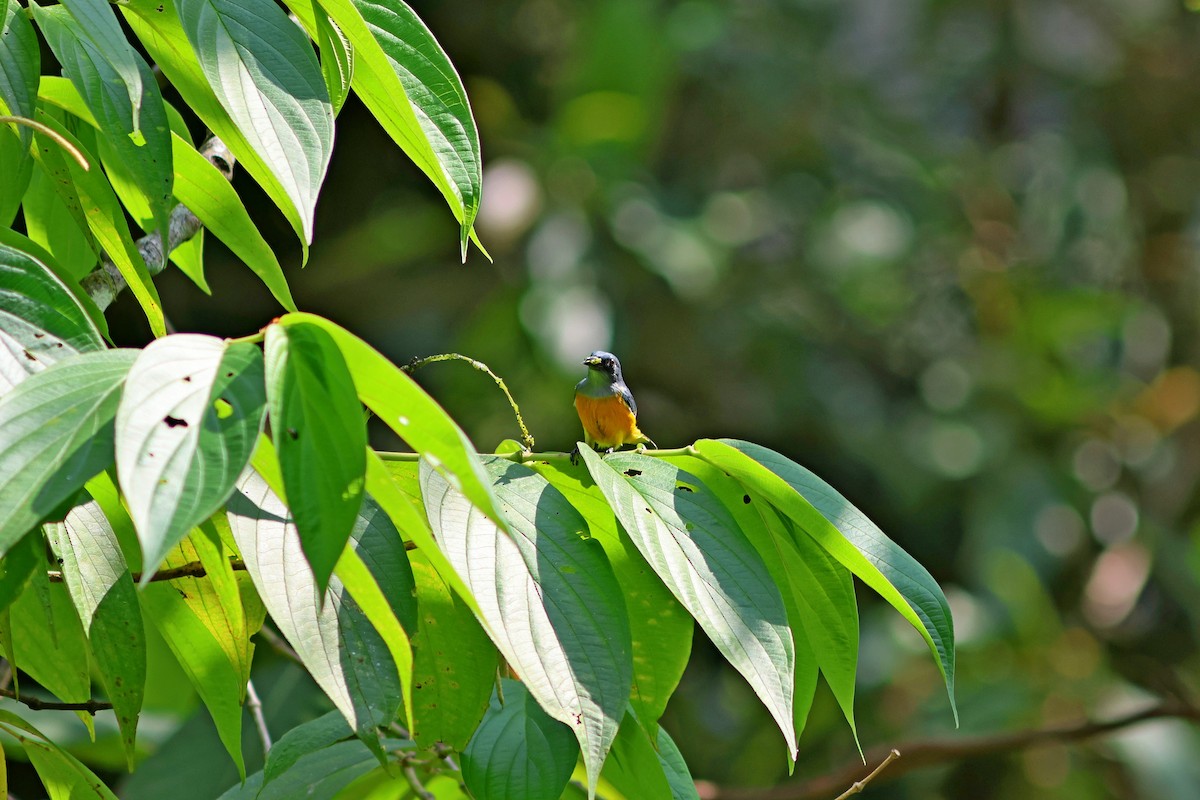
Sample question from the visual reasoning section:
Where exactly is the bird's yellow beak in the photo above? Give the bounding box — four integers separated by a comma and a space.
583, 356, 601, 367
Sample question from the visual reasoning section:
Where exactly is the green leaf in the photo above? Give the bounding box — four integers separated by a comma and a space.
600, 710, 673, 800
32, 5, 174, 242
21, 165, 98, 283
56, 0, 144, 130
461, 679, 580, 800
115, 334, 266, 580
533, 460, 692, 736
140, 532, 252, 777
121, 0, 311, 257
0, 350, 137, 556
654, 724, 700, 800
421, 458, 632, 796
312, 1, 354, 116
170, 135, 296, 310
43, 499, 146, 767
349, 0, 481, 255
227, 470, 403, 744
0, 533, 39, 614
0, 239, 104, 395
0, 710, 118, 800
695, 439, 958, 721
264, 322, 366, 595
578, 447, 798, 758
175, 0, 333, 245
217, 737, 387, 800
30, 110, 166, 336
262, 710, 351, 790
278, 312, 503, 529
290, 0, 480, 253
407, 549, 497, 750
6, 564, 92, 706
0, 0, 40, 150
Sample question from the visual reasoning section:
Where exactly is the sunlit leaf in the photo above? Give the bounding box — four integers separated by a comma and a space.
116, 334, 266, 580
578, 447, 797, 758
0, 350, 136, 556
0, 710, 117, 800
0, 0, 39, 213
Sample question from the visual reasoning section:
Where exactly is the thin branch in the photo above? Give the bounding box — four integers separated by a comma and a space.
0, 687, 112, 714
701, 702, 1200, 800
401, 754, 436, 800
246, 679, 271, 754
401, 353, 536, 451
833, 750, 899, 800
376, 445, 695, 464
80, 136, 235, 311
47, 558, 246, 584
256, 625, 304, 668
0, 115, 89, 169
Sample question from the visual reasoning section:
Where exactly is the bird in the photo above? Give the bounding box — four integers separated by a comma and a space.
574, 350, 656, 453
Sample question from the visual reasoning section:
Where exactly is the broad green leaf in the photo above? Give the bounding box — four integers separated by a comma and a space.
264, 323, 366, 595
0, 227, 108, 342
116, 335, 266, 580
0, 239, 103, 395
461, 679, 579, 800
578, 447, 797, 758
0, 1, 39, 170
33, 5, 174, 241
140, 533, 252, 777
293, 0, 480, 253
278, 312, 503, 528
312, 1, 354, 115
0, 533, 39, 614
0, 710, 117, 800
227, 470, 403, 745
349, 0, 481, 255
44, 499, 145, 767
30, 111, 165, 336
56, 0, 144, 130
600, 711, 673, 800
21, 166, 97, 283
695, 439, 958, 720
654, 725, 700, 800
667, 454, 853, 744
6, 565, 91, 706
533, 460, 692, 736
262, 710, 351, 790
407, 549, 496, 750
0, 350, 137, 556
217, 737, 390, 800
122, 0, 310, 256
175, 0, 333, 245
171, 135, 295, 310
0, 130, 32, 227
421, 459, 632, 796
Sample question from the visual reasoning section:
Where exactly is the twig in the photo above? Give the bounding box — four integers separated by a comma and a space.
0, 687, 112, 714
401, 353, 536, 451
401, 754, 436, 800
0, 115, 89, 169
246, 679, 271, 754
376, 445, 690, 464
833, 750, 899, 800
47, 558, 246, 584
80, 136, 235, 310
700, 701, 1200, 800
256, 625, 304, 668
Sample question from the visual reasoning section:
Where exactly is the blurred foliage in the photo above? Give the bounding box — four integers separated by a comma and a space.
114, 0, 1200, 796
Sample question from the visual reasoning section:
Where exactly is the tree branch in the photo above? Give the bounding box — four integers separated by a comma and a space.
0, 687, 112, 715
80, 136, 235, 311
698, 702, 1200, 800
246, 679, 271, 754
47, 558, 247, 584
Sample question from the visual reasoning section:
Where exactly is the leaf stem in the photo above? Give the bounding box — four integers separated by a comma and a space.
400, 353, 535, 451
0, 115, 89, 170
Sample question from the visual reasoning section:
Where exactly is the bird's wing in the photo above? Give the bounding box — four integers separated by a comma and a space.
616, 382, 638, 416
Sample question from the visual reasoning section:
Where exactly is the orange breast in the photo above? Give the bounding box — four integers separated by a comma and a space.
574, 393, 641, 448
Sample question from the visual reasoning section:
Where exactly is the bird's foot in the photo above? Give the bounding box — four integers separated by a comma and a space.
569, 445, 580, 467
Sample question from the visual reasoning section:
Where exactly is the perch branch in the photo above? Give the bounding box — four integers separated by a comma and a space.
698, 701, 1200, 800
0, 687, 112, 714
246, 679, 271, 754
376, 445, 696, 464
401, 353, 536, 451
833, 750, 900, 800
47, 558, 246, 584
80, 136, 235, 311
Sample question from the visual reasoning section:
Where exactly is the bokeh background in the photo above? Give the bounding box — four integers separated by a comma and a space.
104, 0, 1200, 796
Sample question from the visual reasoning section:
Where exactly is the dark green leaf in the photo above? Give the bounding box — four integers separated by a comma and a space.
312, 1, 354, 115
461, 679, 579, 800
218, 737, 387, 800
0, 1, 40, 154
695, 439, 958, 720
578, 447, 797, 758
115, 335, 266, 580
0, 533, 39, 614
44, 498, 145, 767
56, 0, 145, 129
262, 710, 352, 789
175, 0, 333, 245
6, 563, 91, 706
421, 458, 632, 794
264, 322, 366, 595
0, 350, 136, 556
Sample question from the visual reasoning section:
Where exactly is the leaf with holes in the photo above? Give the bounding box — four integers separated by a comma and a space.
0, 350, 136, 556
578, 447, 797, 759
422, 458, 632, 796
116, 334, 265, 580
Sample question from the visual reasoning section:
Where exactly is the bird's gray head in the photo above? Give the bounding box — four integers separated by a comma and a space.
582, 351, 623, 381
